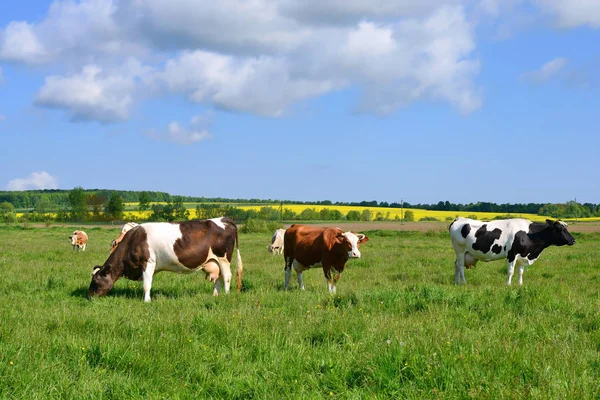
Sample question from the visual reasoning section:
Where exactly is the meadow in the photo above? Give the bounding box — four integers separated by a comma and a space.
1, 225, 600, 399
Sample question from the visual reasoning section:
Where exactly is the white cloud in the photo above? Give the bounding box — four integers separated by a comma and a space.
6, 171, 58, 191
535, 0, 600, 28
0, 21, 47, 63
34, 62, 149, 123
147, 113, 214, 145
3, 0, 483, 123
521, 57, 568, 83
160, 51, 337, 117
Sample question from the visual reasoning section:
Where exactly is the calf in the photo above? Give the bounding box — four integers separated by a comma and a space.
268, 228, 286, 255
88, 217, 243, 302
283, 224, 369, 293
449, 217, 575, 285
110, 222, 139, 253
69, 230, 88, 251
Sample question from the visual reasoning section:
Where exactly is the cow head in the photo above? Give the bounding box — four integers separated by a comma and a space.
327, 230, 369, 258
69, 233, 77, 246
546, 219, 576, 246
88, 264, 115, 298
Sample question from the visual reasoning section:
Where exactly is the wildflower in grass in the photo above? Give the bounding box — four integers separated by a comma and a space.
330, 392, 333, 397
9, 361, 13, 365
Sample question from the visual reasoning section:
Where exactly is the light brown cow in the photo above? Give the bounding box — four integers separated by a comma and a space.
110, 222, 139, 253
283, 224, 369, 293
69, 230, 88, 251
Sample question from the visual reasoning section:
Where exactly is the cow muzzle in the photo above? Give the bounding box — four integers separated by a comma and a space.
348, 251, 361, 258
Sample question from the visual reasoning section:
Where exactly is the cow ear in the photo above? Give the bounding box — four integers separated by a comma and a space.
357, 234, 369, 244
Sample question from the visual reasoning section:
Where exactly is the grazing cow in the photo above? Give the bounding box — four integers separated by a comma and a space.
449, 217, 575, 285
88, 217, 243, 302
283, 224, 369, 293
69, 230, 88, 251
268, 228, 286, 255
110, 222, 139, 253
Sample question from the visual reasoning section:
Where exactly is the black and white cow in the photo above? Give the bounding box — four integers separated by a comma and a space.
449, 217, 575, 285
88, 217, 243, 302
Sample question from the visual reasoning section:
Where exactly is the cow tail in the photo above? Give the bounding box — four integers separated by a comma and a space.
235, 229, 244, 293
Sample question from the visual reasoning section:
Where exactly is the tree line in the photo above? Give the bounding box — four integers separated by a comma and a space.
0, 188, 598, 223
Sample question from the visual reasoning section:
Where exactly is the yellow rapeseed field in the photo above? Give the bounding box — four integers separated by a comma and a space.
17, 203, 600, 222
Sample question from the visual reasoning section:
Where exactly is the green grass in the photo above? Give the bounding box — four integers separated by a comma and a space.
0, 226, 599, 399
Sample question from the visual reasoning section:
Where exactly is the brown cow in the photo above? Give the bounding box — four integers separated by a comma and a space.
283, 224, 369, 293
88, 217, 243, 302
69, 230, 88, 251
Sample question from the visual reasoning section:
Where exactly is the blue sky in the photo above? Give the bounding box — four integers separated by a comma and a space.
0, 1, 598, 205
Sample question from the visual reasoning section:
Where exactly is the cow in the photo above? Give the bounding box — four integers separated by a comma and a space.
69, 230, 88, 251
449, 217, 575, 285
283, 224, 369, 293
267, 228, 286, 255
110, 222, 139, 253
88, 217, 243, 302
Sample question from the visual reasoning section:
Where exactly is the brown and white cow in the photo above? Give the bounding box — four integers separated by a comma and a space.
110, 222, 139, 253
88, 217, 243, 302
283, 224, 369, 294
267, 228, 286, 255
69, 230, 88, 251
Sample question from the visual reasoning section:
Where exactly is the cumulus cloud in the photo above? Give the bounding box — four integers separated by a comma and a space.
3, 0, 484, 123
34, 61, 152, 123
535, 0, 600, 28
6, 171, 58, 191
521, 57, 568, 83
147, 113, 213, 145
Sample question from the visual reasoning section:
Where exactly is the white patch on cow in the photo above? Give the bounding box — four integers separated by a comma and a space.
343, 232, 362, 258
268, 228, 285, 254
558, 220, 568, 227
209, 217, 226, 229
92, 266, 101, 276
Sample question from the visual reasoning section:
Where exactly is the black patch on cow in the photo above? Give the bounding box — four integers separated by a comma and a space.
472, 225, 502, 254
460, 224, 471, 238
503, 245, 506, 251
491, 244, 502, 254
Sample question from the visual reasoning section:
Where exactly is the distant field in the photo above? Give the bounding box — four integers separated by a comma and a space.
1, 225, 599, 398
118, 202, 600, 222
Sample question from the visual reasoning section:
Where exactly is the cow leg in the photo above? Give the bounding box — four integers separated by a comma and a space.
454, 253, 466, 285
218, 258, 233, 294
291, 260, 305, 290
332, 272, 341, 294
506, 260, 516, 285
142, 262, 156, 302
213, 276, 223, 296
72, 245, 76, 252
284, 257, 293, 290
518, 265, 525, 285
82, 244, 86, 251
323, 266, 334, 294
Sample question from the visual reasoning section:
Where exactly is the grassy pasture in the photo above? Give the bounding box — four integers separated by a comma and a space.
1, 225, 600, 399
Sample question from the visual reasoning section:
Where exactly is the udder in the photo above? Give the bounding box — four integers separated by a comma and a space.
464, 252, 478, 269
203, 261, 220, 282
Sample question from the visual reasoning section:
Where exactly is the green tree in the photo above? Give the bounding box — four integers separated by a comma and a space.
346, 210, 361, 221
298, 208, 319, 220
87, 193, 108, 220
360, 209, 372, 221
0, 202, 16, 223
172, 196, 190, 221
404, 210, 415, 222
69, 187, 88, 221
138, 191, 151, 211
106, 193, 125, 220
